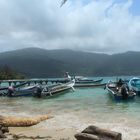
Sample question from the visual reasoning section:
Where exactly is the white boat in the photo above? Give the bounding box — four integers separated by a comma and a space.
33, 79, 75, 97
64, 73, 103, 87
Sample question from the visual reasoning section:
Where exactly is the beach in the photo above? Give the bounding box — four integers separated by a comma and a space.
0, 77, 140, 140
5, 108, 140, 140
9, 127, 77, 140
7, 111, 140, 140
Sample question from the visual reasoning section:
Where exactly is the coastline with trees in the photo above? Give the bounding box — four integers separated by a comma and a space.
0, 65, 25, 80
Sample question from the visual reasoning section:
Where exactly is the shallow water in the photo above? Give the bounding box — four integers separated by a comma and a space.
0, 76, 140, 140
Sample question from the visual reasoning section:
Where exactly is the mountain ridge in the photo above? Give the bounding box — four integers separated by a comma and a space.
0, 48, 139, 77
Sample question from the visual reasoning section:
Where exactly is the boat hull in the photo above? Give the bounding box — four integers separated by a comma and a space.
34, 80, 75, 98
75, 79, 103, 84
106, 82, 136, 101
41, 86, 72, 97
107, 89, 135, 100
74, 83, 106, 88
132, 89, 140, 96
7, 85, 38, 97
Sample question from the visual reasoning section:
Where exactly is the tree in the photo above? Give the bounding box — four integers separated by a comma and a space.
0, 65, 25, 80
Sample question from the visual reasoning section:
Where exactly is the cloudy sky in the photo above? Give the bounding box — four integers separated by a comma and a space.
0, 0, 140, 54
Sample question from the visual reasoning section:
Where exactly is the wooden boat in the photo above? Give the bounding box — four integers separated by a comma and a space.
33, 80, 75, 98
74, 83, 106, 88
106, 81, 136, 100
129, 77, 140, 96
6, 84, 39, 97
75, 78, 103, 84
65, 73, 103, 84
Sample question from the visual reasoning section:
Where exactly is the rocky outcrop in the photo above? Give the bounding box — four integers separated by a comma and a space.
75, 125, 122, 140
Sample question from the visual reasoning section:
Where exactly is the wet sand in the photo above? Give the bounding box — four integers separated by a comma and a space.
6, 114, 140, 140
9, 126, 77, 140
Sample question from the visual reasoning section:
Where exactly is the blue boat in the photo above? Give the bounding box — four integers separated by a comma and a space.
106, 81, 136, 100
129, 77, 140, 96
0, 82, 29, 96
7, 85, 39, 97
0, 81, 28, 91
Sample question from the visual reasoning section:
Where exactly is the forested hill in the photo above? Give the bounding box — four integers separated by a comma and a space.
0, 48, 139, 78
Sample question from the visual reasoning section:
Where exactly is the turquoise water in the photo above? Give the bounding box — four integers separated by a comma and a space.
0, 76, 140, 140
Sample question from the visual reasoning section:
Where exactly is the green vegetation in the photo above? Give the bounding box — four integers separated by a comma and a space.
0, 48, 140, 77
0, 65, 25, 80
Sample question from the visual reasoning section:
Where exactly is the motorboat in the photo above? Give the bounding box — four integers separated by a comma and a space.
106, 81, 136, 100
33, 79, 75, 98
6, 84, 39, 97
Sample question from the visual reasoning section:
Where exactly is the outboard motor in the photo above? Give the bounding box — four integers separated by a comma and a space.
33, 86, 42, 98
121, 85, 128, 100
7, 86, 14, 97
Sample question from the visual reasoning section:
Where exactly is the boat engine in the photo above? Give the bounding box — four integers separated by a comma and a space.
7, 86, 15, 97
121, 85, 128, 99
33, 86, 43, 98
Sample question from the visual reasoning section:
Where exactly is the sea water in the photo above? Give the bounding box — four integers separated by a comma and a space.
0, 76, 140, 140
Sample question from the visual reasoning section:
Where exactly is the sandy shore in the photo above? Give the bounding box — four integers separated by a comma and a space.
9, 127, 77, 140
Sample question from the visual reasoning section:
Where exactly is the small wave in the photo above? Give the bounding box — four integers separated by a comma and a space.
35, 113, 140, 140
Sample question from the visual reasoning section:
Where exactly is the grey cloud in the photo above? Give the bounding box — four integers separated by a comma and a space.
0, 0, 140, 53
